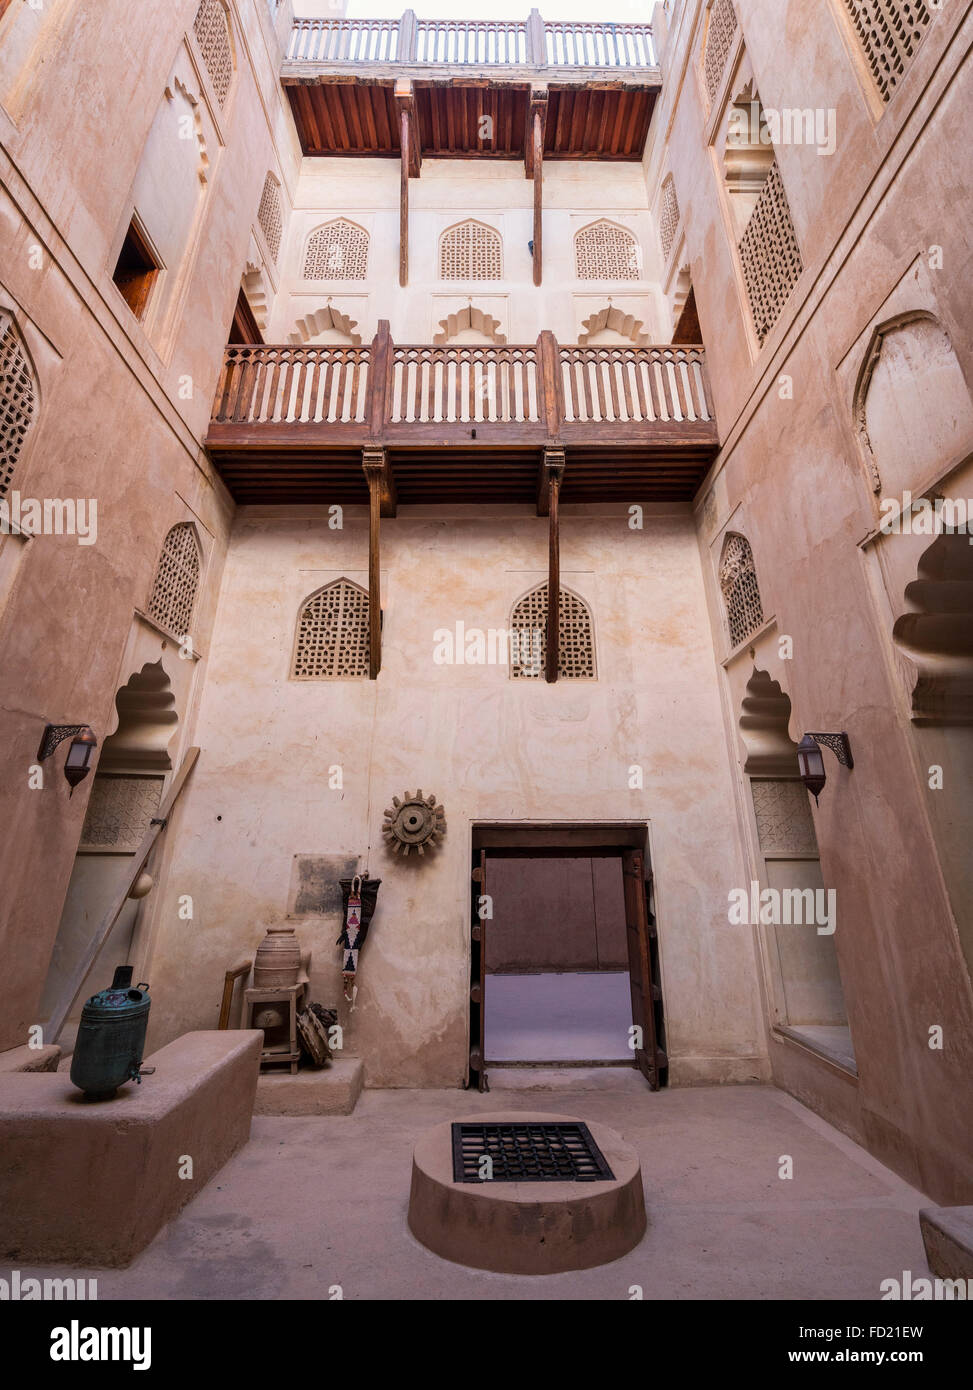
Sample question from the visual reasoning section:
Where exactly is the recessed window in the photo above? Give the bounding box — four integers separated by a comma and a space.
112, 220, 160, 321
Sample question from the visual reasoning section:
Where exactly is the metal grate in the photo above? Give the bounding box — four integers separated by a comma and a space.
258, 173, 283, 263
738, 159, 803, 346
703, 0, 739, 104
193, 0, 234, 109
720, 532, 763, 649
147, 523, 201, 638
575, 220, 641, 281
0, 313, 36, 501
303, 219, 369, 280
451, 1122, 615, 1183
842, 0, 933, 103
439, 220, 503, 281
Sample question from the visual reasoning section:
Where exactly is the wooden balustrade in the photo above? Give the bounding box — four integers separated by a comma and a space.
286, 12, 656, 69
211, 334, 712, 444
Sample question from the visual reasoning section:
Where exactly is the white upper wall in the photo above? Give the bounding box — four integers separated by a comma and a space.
267, 156, 669, 344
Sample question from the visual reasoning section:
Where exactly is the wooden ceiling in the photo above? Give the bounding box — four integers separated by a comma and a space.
207, 444, 713, 508
284, 80, 656, 161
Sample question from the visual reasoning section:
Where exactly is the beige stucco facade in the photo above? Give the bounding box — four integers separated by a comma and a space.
1, 0, 971, 1212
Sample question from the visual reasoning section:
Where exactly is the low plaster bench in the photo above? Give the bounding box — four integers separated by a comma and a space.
0, 1029, 262, 1267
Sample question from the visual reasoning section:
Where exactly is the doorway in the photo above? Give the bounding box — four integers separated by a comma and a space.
469, 824, 667, 1092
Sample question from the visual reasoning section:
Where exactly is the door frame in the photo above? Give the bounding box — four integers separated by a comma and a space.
468, 822, 667, 1091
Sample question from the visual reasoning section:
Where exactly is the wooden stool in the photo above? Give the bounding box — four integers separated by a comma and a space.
242, 985, 301, 1074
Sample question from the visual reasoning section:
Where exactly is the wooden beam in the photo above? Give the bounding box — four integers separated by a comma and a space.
526, 88, 547, 287
543, 448, 565, 683
362, 448, 388, 678
399, 105, 409, 287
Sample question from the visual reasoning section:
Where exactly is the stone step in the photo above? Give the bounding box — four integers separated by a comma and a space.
253, 1057, 364, 1115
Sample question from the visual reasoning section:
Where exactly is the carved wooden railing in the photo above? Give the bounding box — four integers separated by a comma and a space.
559, 345, 712, 425
213, 344, 373, 426
211, 330, 714, 445
286, 11, 656, 69
389, 344, 540, 424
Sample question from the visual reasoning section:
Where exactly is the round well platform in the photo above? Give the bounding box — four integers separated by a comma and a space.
407, 1110, 646, 1274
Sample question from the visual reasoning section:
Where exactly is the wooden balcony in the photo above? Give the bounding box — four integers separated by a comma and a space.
206, 325, 719, 506
283, 10, 659, 161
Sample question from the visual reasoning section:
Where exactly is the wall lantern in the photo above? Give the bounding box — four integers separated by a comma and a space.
37, 724, 98, 795
797, 733, 853, 805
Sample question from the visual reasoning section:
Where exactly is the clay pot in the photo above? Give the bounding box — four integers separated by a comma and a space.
253, 925, 301, 988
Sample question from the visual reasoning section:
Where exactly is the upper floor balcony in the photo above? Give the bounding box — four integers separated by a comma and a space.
206, 325, 718, 507
283, 10, 660, 161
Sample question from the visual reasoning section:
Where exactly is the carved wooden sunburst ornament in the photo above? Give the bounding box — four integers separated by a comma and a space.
382, 789, 446, 857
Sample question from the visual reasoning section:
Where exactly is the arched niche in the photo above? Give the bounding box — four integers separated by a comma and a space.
289, 304, 362, 346
892, 530, 973, 724
577, 306, 649, 347
855, 312, 973, 496
99, 660, 179, 773
433, 306, 505, 345
738, 667, 797, 776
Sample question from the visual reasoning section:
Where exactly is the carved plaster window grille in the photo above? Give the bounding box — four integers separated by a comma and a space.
193, 0, 234, 109
258, 174, 282, 263
574, 221, 641, 281
439, 221, 503, 281
303, 220, 369, 280
510, 583, 596, 680
292, 578, 370, 679
147, 523, 201, 638
80, 775, 164, 853
738, 159, 803, 345
720, 533, 763, 649
842, 0, 933, 103
703, 0, 739, 104
0, 314, 36, 501
659, 174, 681, 262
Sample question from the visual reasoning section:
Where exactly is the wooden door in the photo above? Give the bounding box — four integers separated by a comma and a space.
622, 848, 663, 1089
470, 850, 488, 1091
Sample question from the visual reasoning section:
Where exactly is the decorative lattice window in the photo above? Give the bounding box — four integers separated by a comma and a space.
842, 0, 933, 102
0, 314, 37, 501
258, 174, 282, 263
703, 0, 739, 103
292, 579, 370, 679
720, 534, 763, 648
659, 174, 681, 262
738, 160, 803, 346
439, 221, 503, 281
574, 221, 641, 281
303, 220, 369, 280
147, 523, 201, 638
510, 584, 596, 680
193, 0, 234, 109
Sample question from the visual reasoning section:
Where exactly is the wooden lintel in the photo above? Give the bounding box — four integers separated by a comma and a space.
362, 449, 388, 678
543, 449, 565, 684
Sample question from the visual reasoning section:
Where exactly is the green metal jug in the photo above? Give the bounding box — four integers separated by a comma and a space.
70, 966, 151, 1100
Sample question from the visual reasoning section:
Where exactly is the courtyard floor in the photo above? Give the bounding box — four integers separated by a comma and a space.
21, 1073, 931, 1300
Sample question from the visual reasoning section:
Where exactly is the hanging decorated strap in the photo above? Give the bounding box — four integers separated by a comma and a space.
338, 875, 364, 1005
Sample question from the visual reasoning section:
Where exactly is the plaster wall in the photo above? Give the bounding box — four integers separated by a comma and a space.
145, 503, 770, 1089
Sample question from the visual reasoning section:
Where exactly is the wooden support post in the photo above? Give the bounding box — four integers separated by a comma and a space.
368, 320, 392, 440
526, 88, 548, 287
537, 330, 561, 444
362, 448, 391, 679
398, 8, 418, 61
394, 80, 420, 288
543, 448, 565, 683
526, 8, 547, 67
